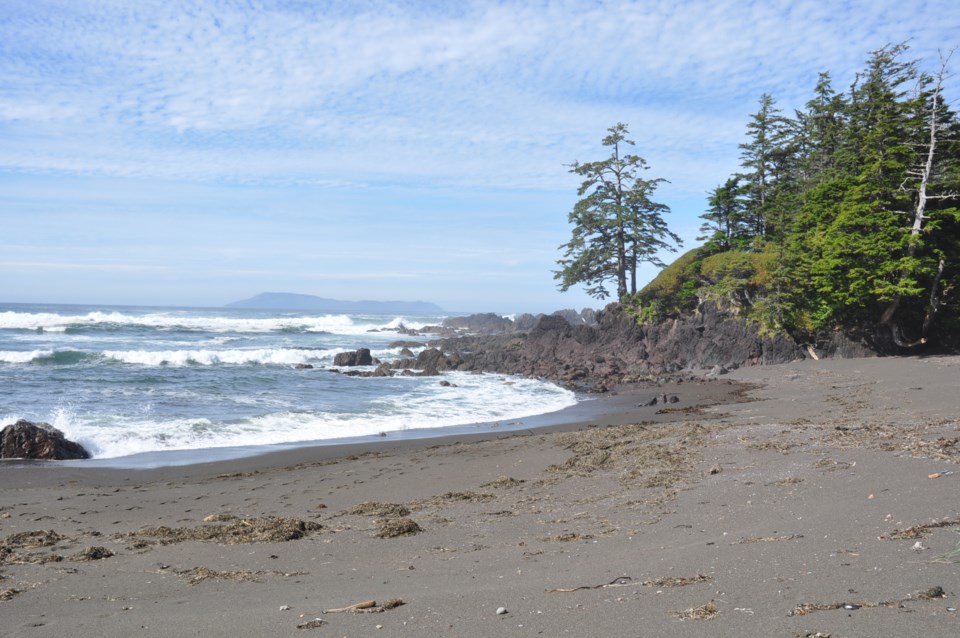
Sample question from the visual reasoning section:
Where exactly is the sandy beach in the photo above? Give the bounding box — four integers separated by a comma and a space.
2, 356, 959, 637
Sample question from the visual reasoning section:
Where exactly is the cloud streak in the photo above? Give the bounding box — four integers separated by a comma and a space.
1, 0, 958, 310
4, 1, 957, 191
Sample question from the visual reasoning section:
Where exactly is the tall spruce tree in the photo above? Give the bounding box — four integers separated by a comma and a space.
737, 94, 794, 242
800, 72, 848, 182
556, 123, 681, 300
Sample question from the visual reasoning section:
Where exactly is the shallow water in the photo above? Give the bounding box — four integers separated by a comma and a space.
0, 303, 577, 463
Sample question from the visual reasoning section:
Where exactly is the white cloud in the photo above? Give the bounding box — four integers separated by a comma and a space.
2, 0, 958, 310
3, 0, 957, 197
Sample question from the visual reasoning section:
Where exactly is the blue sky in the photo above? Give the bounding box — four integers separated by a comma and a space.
1, 0, 957, 313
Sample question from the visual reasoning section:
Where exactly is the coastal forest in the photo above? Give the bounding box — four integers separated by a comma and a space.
559, 44, 960, 351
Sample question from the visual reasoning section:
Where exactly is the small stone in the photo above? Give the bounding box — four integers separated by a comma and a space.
496, 607, 508, 615
280, 605, 291, 611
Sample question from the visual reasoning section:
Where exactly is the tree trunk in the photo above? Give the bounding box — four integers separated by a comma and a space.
616, 226, 627, 299
879, 52, 950, 335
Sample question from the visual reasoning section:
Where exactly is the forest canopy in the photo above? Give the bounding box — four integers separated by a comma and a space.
630, 43, 960, 350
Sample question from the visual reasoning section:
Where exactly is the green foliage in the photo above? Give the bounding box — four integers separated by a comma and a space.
627, 43, 960, 347
556, 123, 681, 300
627, 247, 703, 322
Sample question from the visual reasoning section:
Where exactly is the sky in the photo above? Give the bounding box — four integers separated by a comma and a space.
1, 1, 958, 314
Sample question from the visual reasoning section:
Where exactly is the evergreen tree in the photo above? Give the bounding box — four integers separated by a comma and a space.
800, 72, 847, 182
635, 43, 960, 348
698, 177, 746, 251
737, 94, 793, 241
556, 123, 681, 300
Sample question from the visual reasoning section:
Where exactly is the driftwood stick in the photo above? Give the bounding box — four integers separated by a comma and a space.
323, 600, 377, 613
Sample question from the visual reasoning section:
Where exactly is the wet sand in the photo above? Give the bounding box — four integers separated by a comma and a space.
2, 356, 959, 637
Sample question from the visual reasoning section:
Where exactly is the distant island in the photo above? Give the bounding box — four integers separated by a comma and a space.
225, 292, 445, 314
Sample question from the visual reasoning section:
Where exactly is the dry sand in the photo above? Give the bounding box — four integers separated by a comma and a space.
2, 356, 959, 637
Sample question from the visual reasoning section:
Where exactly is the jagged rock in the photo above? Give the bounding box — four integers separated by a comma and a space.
294, 363, 314, 369
426, 301, 805, 392
442, 313, 514, 334
394, 323, 421, 336
333, 348, 373, 367
372, 362, 394, 377
552, 308, 599, 327
0, 420, 90, 460
416, 348, 449, 371
513, 313, 542, 332
399, 367, 440, 377
399, 347, 414, 357
388, 341, 422, 349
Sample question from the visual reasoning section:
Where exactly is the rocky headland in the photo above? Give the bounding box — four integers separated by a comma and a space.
344, 302, 884, 392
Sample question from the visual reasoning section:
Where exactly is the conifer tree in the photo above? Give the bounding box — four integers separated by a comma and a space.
698, 178, 746, 251
737, 94, 793, 241
556, 123, 681, 300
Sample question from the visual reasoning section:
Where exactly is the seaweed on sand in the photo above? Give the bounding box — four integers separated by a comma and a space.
374, 518, 422, 538
341, 502, 411, 518
124, 516, 322, 545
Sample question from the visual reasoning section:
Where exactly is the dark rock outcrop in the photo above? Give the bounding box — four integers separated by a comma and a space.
439, 309, 598, 337
334, 302, 818, 391
441, 313, 514, 334
333, 348, 374, 367
0, 420, 90, 460
429, 302, 805, 391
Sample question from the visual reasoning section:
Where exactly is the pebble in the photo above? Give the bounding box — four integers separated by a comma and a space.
496, 607, 508, 615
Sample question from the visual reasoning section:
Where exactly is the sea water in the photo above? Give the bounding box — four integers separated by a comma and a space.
0, 303, 577, 465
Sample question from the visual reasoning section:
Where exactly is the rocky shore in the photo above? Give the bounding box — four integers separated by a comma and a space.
340, 302, 811, 392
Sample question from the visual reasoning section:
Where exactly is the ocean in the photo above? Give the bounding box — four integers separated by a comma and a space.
0, 303, 578, 467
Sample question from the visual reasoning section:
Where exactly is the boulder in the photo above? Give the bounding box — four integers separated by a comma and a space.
0, 420, 90, 460
415, 348, 448, 371
333, 348, 373, 367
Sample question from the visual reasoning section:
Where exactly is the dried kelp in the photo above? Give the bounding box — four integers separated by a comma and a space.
787, 586, 945, 616
125, 516, 322, 545
374, 518, 422, 538
674, 599, 718, 620
69, 546, 114, 561
886, 518, 960, 540
342, 502, 411, 518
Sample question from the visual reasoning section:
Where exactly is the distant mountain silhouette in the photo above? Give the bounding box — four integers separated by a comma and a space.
225, 292, 444, 314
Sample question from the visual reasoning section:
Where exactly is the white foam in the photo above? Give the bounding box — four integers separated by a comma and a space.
102, 348, 339, 366
43, 372, 577, 459
0, 349, 53, 363
0, 310, 423, 335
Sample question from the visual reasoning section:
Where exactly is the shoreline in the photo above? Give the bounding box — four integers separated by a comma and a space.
1, 376, 741, 487
3, 355, 958, 637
